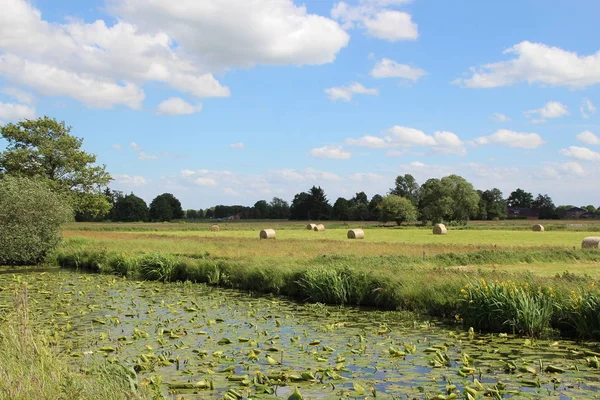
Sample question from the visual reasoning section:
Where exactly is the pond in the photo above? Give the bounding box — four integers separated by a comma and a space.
0, 270, 599, 399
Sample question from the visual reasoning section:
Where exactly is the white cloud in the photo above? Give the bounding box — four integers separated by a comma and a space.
490, 113, 510, 122
454, 41, 600, 89
581, 98, 597, 119
345, 135, 389, 148
0, 0, 348, 109
560, 161, 586, 177
370, 58, 426, 82
309, 145, 352, 159
577, 130, 600, 145
112, 144, 122, 151
524, 101, 569, 121
346, 126, 466, 155
560, 146, 600, 161
1, 87, 35, 104
324, 82, 378, 101
269, 168, 341, 183
195, 178, 217, 186
331, 1, 417, 42
229, 142, 245, 149
410, 161, 425, 167
156, 97, 202, 115
347, 172, 385, 182
223, 188, 239, 196
473, 129, 544, 149
0, 101, 35, 122
114, 174, 149, 186
129, 141, 159, 160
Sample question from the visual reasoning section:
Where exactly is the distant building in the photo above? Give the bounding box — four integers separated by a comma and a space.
580, 212, 599, 219
507, 208, 539, 220
565, 207, 587, 219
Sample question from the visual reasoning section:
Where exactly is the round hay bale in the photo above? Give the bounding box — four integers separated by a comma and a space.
582, 237, 600, 249
347, 229, 364, 239
259, 229, 276, 240
210, 225, 220, 232
314, 224, 325, 232
433, 223, 447, 235
306, 223, 317, 230
532, 224, 544, 232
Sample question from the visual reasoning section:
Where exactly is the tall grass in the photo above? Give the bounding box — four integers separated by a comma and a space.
0, 284, 151, 400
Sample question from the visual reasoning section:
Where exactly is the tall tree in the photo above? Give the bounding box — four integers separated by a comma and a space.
507, 188, 533, 208
481, 188, 507, 220
0, 116, 112, 217
289, 186, 331, 220
532, 193, 556, 219
269, 197, 290, 219
368, 194, 383, 221
419, 175, 479, 224
332, 197, 350, 221
390, 174, 420, 205
114, 194, 149, 222
379, 195, 418, 226
351, 192, 369, 206
253, 200, 270, 219
186, 209, 198, 219
148, 193, 183, 221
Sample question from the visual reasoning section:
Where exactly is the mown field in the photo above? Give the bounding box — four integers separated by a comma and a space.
61, 219, 600, 276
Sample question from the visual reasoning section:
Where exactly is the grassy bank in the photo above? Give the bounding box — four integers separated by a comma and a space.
0, 285, 154, 400
54, 246, 600, 339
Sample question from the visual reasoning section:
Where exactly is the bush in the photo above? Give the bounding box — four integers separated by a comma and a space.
0, 176, 72, 265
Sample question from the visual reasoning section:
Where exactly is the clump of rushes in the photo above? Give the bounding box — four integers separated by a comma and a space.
559, 283, 600, 339
459, 278, 555, 337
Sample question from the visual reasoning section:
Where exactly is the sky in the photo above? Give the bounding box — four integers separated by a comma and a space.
1, 0, 600, 209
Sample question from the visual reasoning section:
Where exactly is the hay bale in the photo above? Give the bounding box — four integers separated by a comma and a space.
210, 225, 220, 232
314, 224, 325, 232
532, 224, 545, 232
347, 229, 364, 239
433, 223, 447, 235
306, 223, 317, 230
582, 237, 600, 249
259, 229, 276, 240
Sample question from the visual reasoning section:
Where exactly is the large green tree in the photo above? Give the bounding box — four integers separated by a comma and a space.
114, 194, 149, 222
332, 197, 350, 221
0, 117, 112, 217
419, 175, 479, 224
379, 195, 417, 226
289, 186, 331, 220
390, 174, 420, 205
0, 176, 73, 265
532, 193, 556, 219
507, 188, 533, 208
269, 197, 290, 219
480, 188, 507, 220
148, 193, 184, 221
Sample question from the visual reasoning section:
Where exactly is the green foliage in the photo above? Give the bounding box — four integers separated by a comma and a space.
290, 186, 331, 220
138, 253, 180, 282
419, 175, 479, 224
507, 188, 533, 208
332, 197, 350, 221
0, 286, 149, 400
114, 194, 149, 222
379, 195, 418, 225
149, 193, 184, 221
0, 176, 72, 265
478, 188, 507, 220
560, 288, 600, 339
532, 193, 556, 219
460, 279, 555, 337
390, 174, 420, 206
0, 116, 112, 217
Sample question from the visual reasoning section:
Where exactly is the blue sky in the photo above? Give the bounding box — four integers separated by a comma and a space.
1, 0, 600, 209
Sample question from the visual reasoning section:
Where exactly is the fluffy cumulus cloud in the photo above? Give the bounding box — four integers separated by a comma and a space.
490, 113, 510, 122
0, 101, 35, 124
0, 0, 348, 109
370, 58, 426, 82
309, 145, 352, 159
1, 87, 35, 104
472, 129, 544, 149
346, 126, 466, 155
581, 98, 597, 119
324, 82, 378, 101
129, 142, 159, 160
331, 1, 417, 41
229, 142, 245, 149
524, 101, 569, 123
454, 41, 600, 89
577, 130, 600, 145
113, 174, 149, 186
560, 146, 600, 161
156, 97, 202, 115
